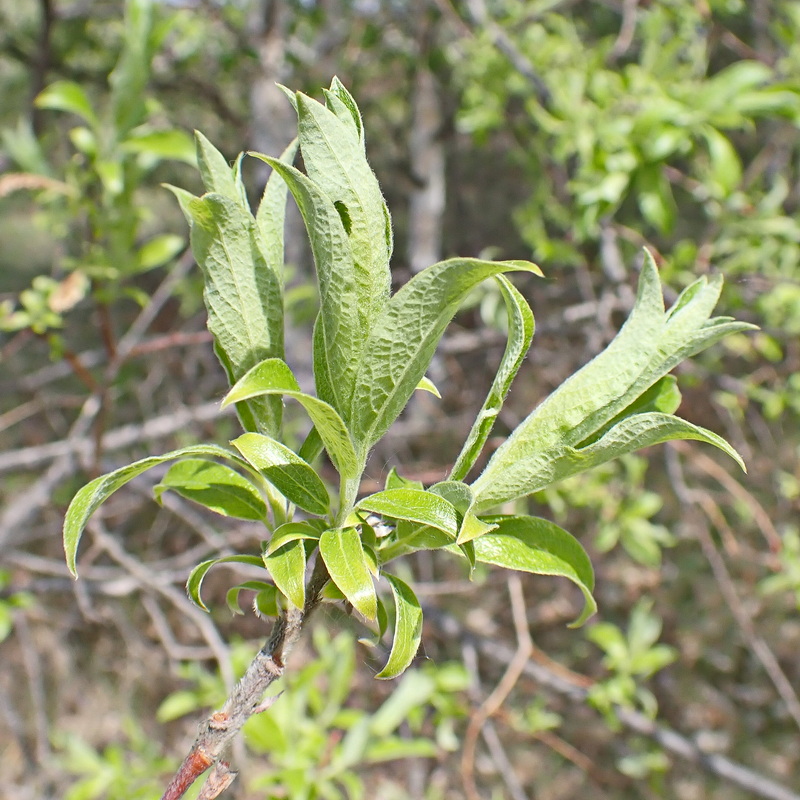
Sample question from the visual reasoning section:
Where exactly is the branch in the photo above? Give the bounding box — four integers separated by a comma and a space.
160, 558, 330, 800
432, 609, 800, 800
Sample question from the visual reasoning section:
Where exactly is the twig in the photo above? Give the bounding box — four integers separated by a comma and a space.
666, 448, 800, 734
432, 609, 800, 800
462, 574, 533, 800
0, 401, 231, 475
160, 556, 330, 800
460, 0, 550, 105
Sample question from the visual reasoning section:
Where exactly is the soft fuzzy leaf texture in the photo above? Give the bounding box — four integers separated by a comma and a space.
472, 252, 754, 509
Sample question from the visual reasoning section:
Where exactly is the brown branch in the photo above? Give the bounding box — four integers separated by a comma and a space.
160, 557, 330, 800
462, 574, 533, 800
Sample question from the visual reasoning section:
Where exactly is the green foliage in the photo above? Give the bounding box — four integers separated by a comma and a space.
1, 0, 192, 338
155, 630, 469, 800
587, 600, 678, 722
63, 79, 749, 685
0, 570, 33, 643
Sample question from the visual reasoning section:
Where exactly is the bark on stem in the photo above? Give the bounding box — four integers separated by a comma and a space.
160, 558, 330, 800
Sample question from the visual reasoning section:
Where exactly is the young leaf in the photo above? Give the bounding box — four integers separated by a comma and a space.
222, 358, 359, 478
153, 458, 266, 520
187, 193, 283, 435
254, 138, 299, 286
376, 574, 423, 679
64, 444, 249, 576
232, 433, 330, 515
449, 275, 535, 481
472, 252, 754, 508
194, 131, 240, 201
248, 154, 363, 420
319, 527, 377, 620
108, 0, 154, 136
226, 581, 277, 616
263, 539, 307, 609
266, 520, 326, 554
35, 81, 98, 128
350, 258, 542, 454
471, 516, 596, 627
356, 489, 460, 538
296, 90, 392, 324
327, 76, 365, 147
187, 554, 265, 612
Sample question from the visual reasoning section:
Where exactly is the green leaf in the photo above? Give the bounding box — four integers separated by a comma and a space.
376, 574, 423, 679
415, 376, 441, 398
326, 76, 365, 147
266, 520, 326, 554
254, 138, 299, 285
319, 527, 377, 619
222, 358, 359, 478
472, 252, 754, 508
187, 193, 283, 435
450, 276, 535, 481
122, 128, 197, 164
137, 234, 185, 271
232, 433, 330, 515
296, 90, 391, 326
357, 489, 459, 538
248, 154, 363, 421
108, 0, 155, 136
194, 131, 240, 201
187, 554, 264, 611
35, 81, 98, 128
226, 581, 278, 616
263, 539, 306, 609
153, 459, 266, 520
472, 516, 596, 627
350, 258, 542, 453
63, 444, 247, 576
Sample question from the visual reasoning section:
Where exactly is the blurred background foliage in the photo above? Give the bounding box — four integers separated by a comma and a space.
1, 1, 799, 798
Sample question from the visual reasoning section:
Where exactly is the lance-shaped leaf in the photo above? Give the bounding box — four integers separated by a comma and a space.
187, 554, 265, 611
376, 574, 423, 679
320, 527, 377, 620
350, 258, 542, 453
326, 76, 364, 148
108, 0, 154, 137
472, 253, 754, 508
501, 412, 744, 500
194, 131, 240, 201
471, 516, 596, 627
450, 276, 535, 481
266, 520, 326, 554
226, 581, 278, 616
223, 358, 359, 478
153, 458, 266, 520
187, 192, 283, 435
296, 90, 391, 325
357, 489, 460, 538
254, 138, 298, 286
35, 81, 98, 128
248, 154, 362, 420
232, 433, 330, 515
64, 444, 249, 576
263, 539, 307, 609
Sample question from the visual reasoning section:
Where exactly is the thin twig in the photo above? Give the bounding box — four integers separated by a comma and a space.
666, 448, 800, 734
432, 608, 800, 800
462, 574, 533, 800
160, 557, 330, 800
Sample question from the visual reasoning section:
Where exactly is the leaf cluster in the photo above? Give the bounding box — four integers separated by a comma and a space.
63, 78, 752, 679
